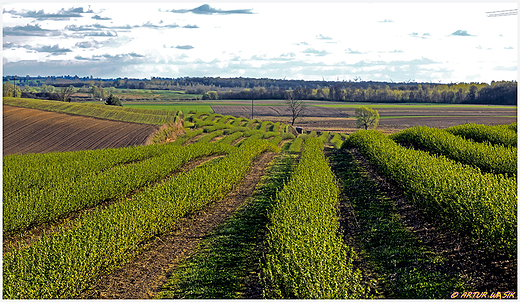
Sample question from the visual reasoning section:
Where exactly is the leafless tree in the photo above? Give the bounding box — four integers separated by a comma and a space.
284, 91, 306, 126
56, 85, 76, 102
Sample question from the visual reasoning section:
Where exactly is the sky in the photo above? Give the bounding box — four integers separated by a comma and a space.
2, 1, 518, 83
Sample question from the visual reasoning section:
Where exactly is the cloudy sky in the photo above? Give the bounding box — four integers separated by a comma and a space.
2, 1, 518, 83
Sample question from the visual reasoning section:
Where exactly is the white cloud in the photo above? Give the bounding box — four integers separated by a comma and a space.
2, 2, 517, 83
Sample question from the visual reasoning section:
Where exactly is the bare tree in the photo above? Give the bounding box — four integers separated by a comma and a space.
284, 91, 306, 126
56, 85, 76, 102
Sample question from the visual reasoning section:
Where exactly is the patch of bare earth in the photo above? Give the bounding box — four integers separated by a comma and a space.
79, 151, 277, 299
341, 147, 516, 293
3, 105, 159, 155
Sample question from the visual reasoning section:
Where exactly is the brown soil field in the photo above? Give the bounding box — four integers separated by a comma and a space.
3, 105, 160, 156
212, 105, 517, 134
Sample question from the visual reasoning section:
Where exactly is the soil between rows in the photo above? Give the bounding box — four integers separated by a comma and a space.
80, 151, 276, 299
2, 155, 225, 254
334, 147, 517, 295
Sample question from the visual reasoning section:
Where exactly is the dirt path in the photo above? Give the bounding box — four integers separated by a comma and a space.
80, 151, 277, 299
335, 147, 517, 294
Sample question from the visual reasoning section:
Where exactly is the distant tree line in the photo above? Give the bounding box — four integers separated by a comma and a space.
5, 75, 517, 105
202, 81, 517, 105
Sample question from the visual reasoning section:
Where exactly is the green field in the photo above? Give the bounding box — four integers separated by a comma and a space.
3, 98, 516, 299
123, 103, 214, 113
314, 103, 517, 109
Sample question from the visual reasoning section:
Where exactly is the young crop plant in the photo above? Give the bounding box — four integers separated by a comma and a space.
330, 133, 345, 149
261, 138, 370, 299
344, 130, 517, 258
3, 139, 278, 299
390, 126, 517, 176
215, 131, 244, 145
287, 135, 304, 152
159, 152, 296, 299
4, 142, 234, 235
444, 123, 517, 147
195, 130, 224, 144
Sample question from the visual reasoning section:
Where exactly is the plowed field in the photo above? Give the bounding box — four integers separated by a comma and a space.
3, 105, 160, 155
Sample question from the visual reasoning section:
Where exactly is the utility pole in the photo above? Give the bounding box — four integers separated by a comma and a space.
251, 96, 254, 120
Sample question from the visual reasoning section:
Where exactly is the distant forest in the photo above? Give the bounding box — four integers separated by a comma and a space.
4, 75, 517, 105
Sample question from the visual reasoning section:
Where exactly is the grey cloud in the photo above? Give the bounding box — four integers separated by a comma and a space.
75, 41, 102, 49
378, 49, 404, 53
65, 24, 109, 31
379, 19, 394, 23
450, 30, 474, 37
64, 24, 131, 38
316, 34, 332, 40
175, 45, 194, 50
3, 42, 16, 49
303, 48, 329, 56
32, 44, 72, 54
352, 57, 438, 68
504, 46, 514, 49
75, 56, 101, 61
346, 48, 365, 54
139, 22, 180, 29
3, 24, 60, 36
165, 4, 254, 15
409, 32, 431, 39
4, 7, 93, 20
183, 24, 199, 29
493, 65, 516, 71
280, 53, 296, 58
92, 15, 111, 20
3, 52, 149, 77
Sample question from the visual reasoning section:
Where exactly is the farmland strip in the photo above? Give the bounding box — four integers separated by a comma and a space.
261, 138, 370, 299
330, 148, 466, 298
390, 126, 517, 176
2, 153, 227, 254
4, 98, 179, 125
3, 139, 277, 299
83, 151, 277, 299
444, 123, 517, 147
344, 130, 517, 258
4, 142, 234, 234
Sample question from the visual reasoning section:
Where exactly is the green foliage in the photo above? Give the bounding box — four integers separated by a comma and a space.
203, 123, 234, 133
215, 131, 244, 145
3, 140, 277, 299
355, 106, 380, 130
3, 142, 232, 234
105, 93, 122, 106
281, 132, 295, 140
3, 83, 22, 97
159, 153, 295, 299
3, 98, 178, 125
261, 138, 370, 299
331, 150, 466, 298
444, 123, 517, 147
287, 135, 304, 152
390, 126, 517, 176
344, 130, 517, 258
330, 133, 345, 149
